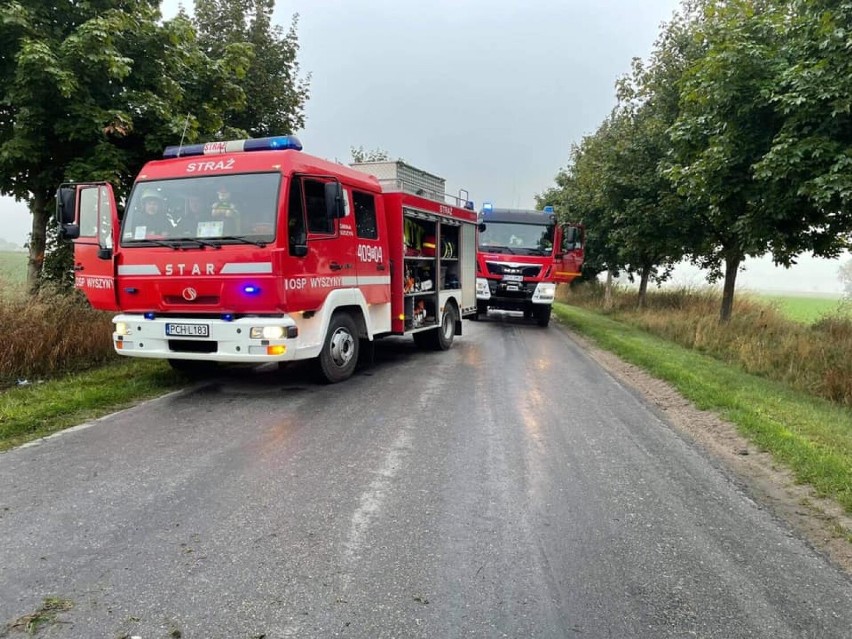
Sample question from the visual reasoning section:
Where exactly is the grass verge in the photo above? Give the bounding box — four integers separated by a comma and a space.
0, 359, 184, 452
553, 302, 852, 514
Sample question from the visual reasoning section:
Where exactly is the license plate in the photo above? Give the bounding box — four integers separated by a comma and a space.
165, 323, 210, 338
506, 285, 520, 291
502, 274, 523, 282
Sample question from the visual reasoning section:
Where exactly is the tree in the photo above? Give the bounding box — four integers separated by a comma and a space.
193, 0, 309, 137
350, 146, 391, 163
0, 1, 252, 291
753, 0, 852, 263
667, 0, 787, 321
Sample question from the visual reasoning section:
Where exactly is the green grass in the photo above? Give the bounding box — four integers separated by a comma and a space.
0, 250, 27, 289
0, 359, 184, 451
554, 302, 852, 514
756, 293, 849, 324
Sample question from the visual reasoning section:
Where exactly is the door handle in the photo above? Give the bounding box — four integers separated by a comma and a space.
377, 263, 386, 271
74, 264, 84, 272
330, 262, 343, 271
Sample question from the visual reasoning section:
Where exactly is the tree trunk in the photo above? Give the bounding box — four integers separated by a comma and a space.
26, 192, 49, 294
638, 264, 651, 309
720, 253, 741, 323
604, 270, 614, 310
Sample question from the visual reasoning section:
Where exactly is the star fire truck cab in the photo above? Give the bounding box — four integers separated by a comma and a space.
474, 204, 584, 327
55, 136, 479, 383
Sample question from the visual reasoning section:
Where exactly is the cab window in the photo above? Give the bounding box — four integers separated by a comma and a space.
303, 178, 334, 235
353, 191, 378, 239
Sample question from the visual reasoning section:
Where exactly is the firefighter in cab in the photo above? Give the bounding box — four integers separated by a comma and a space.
211, 185, 240, 234
139, 188, 172, 238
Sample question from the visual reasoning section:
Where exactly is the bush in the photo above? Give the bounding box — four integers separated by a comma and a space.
0, 286, 116, 387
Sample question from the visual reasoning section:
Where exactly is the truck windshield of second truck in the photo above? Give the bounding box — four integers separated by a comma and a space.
478, 221, 555, 256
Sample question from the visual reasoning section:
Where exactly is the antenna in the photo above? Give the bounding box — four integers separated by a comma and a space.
177, 113, 191, 157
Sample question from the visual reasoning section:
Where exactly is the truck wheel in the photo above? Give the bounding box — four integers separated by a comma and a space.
168, 359, 218, 378
535, 305, 552, 328
317, 312, 360, 383
414, 304, 457, 351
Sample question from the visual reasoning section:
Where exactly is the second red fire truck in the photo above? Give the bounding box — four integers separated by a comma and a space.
474, 203, 584, 327
56, 136, 478, 383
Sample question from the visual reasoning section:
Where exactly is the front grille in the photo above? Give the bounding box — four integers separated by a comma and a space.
168, 340, 217, 353
486, 263, 541, 278
163, 295, 220, 305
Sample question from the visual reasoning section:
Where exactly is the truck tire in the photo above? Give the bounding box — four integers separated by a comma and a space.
535, 305, 552, 328
414, 304, 457, 351
168, 359, 218, 378
317, 312, 360, 383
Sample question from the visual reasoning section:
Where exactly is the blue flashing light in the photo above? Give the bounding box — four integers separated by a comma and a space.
543, 205, 554, 213
144, 312, 156, 320
163, 135, 303, 159
483, 202, 493, 213
242, 285, 261, 296
222, 313, 235, 322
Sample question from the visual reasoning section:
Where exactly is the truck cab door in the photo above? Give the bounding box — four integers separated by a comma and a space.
57, 182, 120, 311
350, 188, 390, 306
284, 175, 358, 311
553, 223, 585, 283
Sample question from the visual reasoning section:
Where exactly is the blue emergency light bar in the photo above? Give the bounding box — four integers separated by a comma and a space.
162, 135, 303, 159
482, 202, 493, 213
543, 205, 554, 213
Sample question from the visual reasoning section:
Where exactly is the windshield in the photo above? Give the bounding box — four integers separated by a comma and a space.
120, 173, 281, 246
478, 221, 555, 256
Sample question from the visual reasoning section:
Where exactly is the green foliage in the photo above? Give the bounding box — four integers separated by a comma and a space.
543, 0, 852, 322
754, 0, 852, 256
350, 146, 391, 163
193, 0, 310, 137
0, 1, 256, 290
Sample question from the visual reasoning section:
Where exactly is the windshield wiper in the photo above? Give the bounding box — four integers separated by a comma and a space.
127, 239, 181, 250
217, 235, 268, 247
479, 245, 516, 255
169, 237, 223, 249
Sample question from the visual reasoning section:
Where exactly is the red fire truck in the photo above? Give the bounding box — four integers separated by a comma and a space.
474, 204, 583, 327
56, 136, 478, 383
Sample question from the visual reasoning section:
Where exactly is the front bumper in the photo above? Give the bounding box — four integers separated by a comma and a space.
112, 314, 300, 363
476, 277, 555, 306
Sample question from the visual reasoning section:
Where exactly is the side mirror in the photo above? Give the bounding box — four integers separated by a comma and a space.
324, 181, 345, 219
56, 185, 77, 226
478, 222, 486, 233
59, 223, 81, 240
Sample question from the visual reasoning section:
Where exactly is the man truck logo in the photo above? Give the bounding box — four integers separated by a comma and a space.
182, 287, 198, 301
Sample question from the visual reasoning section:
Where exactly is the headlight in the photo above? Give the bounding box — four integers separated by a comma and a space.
115, 322, 131, 336
250, 326, 285, 340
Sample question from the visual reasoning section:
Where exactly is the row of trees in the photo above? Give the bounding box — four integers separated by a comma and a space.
539, 0, 852, 320
0, 0, 309, 290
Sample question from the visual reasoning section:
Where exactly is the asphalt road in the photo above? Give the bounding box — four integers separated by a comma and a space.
1, 312, 850, 638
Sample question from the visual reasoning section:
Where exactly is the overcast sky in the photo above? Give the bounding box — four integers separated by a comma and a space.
1, 0, 847, 294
